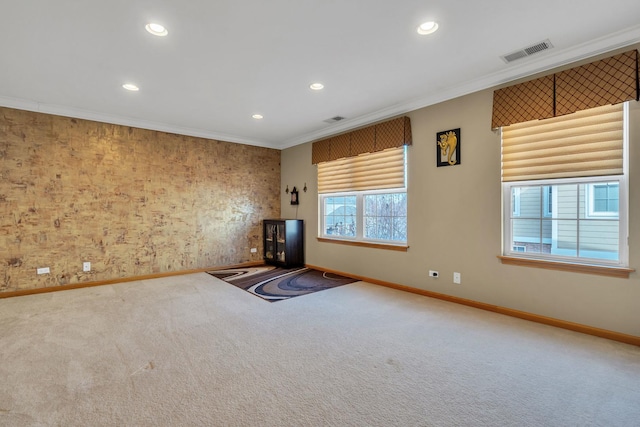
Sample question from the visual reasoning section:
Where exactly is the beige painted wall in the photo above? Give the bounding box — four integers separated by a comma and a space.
1, 108, 281, 292
281, 75, 640, 337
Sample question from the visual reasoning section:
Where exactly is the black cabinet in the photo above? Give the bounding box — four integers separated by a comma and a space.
263, 219, 304, 268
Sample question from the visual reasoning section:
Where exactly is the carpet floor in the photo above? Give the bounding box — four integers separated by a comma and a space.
207, 266, 358, 301
1, 273, 639, 426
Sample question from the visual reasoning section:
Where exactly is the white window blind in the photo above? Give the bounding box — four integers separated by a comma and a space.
501, 103, 624, 182
317, 147, 405, 194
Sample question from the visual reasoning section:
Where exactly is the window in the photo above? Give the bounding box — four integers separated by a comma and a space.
587, 183, 619, 217
321, 189, 407, 243
505, 179, 625, 262
318, 147, 407, 246
501, 103, 628, 267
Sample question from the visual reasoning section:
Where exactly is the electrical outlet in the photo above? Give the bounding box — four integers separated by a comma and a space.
429, 270, 439, 278
83, 262, 91, 272
37, 267, 50, 275
453, 272, 461, 284
250, 248, 258, 253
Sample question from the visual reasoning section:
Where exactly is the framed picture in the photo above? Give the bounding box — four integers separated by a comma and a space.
290, 187, 299, 205
436, 128, 461, 167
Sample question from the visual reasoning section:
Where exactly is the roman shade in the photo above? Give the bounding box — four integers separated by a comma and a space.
501, 103, 624, 182
492, 49, 638, 129
311, 116, 412, 164
317, 147, 406, 193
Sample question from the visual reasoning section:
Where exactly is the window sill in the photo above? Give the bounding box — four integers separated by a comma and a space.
497, 256, 634, 278
317, 237, 409, 252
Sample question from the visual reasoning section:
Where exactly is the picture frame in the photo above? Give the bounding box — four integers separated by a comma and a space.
436, 128, 461, 167
290, 187, 299, 205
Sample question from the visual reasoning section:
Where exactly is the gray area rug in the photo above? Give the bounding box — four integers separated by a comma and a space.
1, 273, 639, 426
207, 266, 358, 301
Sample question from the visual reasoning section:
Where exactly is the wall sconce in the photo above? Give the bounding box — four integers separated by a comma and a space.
303, 183, 307, 192
285, 185, 289, 194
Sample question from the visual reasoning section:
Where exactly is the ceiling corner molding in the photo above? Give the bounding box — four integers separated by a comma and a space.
0, 96, 276, 149
278, 23, 640, 150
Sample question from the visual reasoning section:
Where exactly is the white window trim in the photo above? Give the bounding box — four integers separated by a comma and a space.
319, 188, 407, 245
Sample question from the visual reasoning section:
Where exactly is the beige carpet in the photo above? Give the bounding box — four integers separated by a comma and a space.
1, 273, 639, 426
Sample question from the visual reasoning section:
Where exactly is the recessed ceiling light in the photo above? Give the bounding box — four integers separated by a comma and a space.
417, 21, 438, 35
252, 114, 264, 120
145, 23, 168, 37
122, 83, 139, 91
309, 83, 324, 91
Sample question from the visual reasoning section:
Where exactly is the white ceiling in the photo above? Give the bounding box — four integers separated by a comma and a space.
2, 1, 640, 150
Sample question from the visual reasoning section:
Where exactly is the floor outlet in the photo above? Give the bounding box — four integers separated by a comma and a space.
453, 272, 461, 284
83, 262, 91, 272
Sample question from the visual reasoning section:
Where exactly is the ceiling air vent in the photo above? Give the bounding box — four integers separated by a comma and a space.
501, 39, 553, 63
323, 116, 346, 124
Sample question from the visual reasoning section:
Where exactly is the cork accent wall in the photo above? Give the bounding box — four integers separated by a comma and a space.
0, 107, 281, 292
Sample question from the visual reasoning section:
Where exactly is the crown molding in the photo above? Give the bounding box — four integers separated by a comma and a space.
277, 24, 640, 149
2, 24, 639, 151
0, 96, 277, 149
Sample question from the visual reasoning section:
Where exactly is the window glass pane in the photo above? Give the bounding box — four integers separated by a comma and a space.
593, 183, 619, 213
376, 194, 392, 217
363, 192, 407, 242
579, 220, 619, 261
392, 193, 407, 216
578, 184, 587, 219
516, 187, 541, 218
553, 219, 577, 257
593, 185, 608, 210
365, 217, 377, 238
543, 186, 553, 217
511, 219, 542, 253
376, 216, 393, 240
512, 188, 521, 216
555, 184, 578, 219
392, 217, 407, 241
324, 196, 356, 237
365, 195, 376, 216
542, 219, 552, 252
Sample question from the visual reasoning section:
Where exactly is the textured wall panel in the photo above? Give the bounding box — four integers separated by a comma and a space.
0, 108, 281, 292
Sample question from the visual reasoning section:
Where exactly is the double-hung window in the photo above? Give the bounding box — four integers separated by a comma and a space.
502, 103, 629, 267
318, 146, 408, 246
